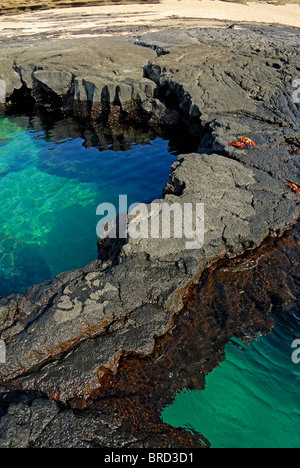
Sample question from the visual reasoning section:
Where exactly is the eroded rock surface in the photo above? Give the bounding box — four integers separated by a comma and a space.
0, 26, 299, 447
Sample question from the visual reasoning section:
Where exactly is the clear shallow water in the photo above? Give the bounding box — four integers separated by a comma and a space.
162, 309, 300, 448
0, 115, 177, 296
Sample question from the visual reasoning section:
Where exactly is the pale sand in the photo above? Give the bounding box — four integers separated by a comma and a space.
0, 0, 299, 40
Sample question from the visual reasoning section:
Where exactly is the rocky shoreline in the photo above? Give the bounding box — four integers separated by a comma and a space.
0, 25, 299, 447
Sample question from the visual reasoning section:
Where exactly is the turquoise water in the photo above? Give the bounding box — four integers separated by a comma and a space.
162, 309, 300, 448
0, 115, 177, 296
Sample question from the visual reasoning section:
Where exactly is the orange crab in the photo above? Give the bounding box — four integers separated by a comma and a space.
286, 181, 300, 198
229, 137, 258, 149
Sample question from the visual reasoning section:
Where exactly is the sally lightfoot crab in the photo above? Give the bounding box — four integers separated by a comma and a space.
286, 181, 300, 198
229, 137, 258, 149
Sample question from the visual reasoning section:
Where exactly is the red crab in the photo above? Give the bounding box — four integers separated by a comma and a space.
229, 137, 258, 149
286, 181, 300, 198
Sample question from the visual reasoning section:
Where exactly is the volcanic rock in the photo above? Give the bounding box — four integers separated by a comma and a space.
0, 25, 299, 447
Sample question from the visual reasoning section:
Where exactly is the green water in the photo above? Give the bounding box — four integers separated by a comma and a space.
0, 115, 177, 296
162, 310, 300, 448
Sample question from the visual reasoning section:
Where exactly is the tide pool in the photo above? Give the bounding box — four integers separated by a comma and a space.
2, 114, 299, 449
0, 115, 177, 296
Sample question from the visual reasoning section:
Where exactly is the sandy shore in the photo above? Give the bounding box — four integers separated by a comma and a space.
0, 0, 299, 42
